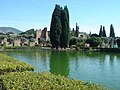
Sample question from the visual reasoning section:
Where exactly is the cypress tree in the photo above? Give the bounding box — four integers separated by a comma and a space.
71, 28, 75, 36
99, 25, 103, 37
60, 9, 67, 48
75, 23, 79, 37
50, 5, 70, 49
103, 26, 107, 37
61, 6, 70, 49
110, 24, 115, 38
50, 4, 62, 49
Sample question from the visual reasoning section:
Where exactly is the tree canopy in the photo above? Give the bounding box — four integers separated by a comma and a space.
50, 4, 70, 49
103, 26, 106, 37
110, 24, 115, 38
99, 25, 103, 37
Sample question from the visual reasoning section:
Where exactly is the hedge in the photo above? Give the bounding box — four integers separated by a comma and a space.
0, 53, 34, 74
0, 72, 108, 90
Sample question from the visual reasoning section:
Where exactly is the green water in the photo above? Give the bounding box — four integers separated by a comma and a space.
2, 50, 120, 90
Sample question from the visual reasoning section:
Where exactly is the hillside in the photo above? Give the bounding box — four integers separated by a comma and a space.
0, 27, 22, 34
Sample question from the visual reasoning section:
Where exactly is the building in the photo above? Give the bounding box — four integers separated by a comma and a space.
13, 39, 21, 46
78, 32, 89, 39
35, 27, 49, 45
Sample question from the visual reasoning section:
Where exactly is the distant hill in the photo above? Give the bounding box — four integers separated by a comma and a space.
0, 27, 22, 34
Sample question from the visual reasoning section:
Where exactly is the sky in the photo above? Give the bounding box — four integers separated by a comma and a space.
0, 0, 120, 36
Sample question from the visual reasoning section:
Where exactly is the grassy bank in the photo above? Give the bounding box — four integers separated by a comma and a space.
0, 53, 34, 75
0, 71, 107, 90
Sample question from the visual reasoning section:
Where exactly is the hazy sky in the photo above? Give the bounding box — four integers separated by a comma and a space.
0, 0, 120, 36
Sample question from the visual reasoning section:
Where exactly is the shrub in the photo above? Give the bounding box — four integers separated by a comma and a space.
0, 72, 108, 90
0, 53, 34, 74
116, 38, 120, 47
86, 37, 103, 47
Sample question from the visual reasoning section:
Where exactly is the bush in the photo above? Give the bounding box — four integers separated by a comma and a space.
0, 72, 107, 90
116, 38, 120, 47
69, 37, 79, 46
0, 53, 34, 74
86, 37, 103, 47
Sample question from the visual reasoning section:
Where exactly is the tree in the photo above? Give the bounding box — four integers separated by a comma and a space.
69, 37, 79, 47
91, 34, 100, 37
103, 26, 107, 37
71, 28, 75, 36
50, 4, 62, 49
64, 6, 70, 48
86, 37, 102, 47
6, 32, 14, 35
29, 38, 35, 42
99, 25, 103, 37
19, 29, 35, 35
116, 38, 120, 47
75, 23, 79, 37
110, 24, 115, 38
60, 6, 70, 49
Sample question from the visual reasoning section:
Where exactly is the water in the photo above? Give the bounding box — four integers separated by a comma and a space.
2, 50, 120, 90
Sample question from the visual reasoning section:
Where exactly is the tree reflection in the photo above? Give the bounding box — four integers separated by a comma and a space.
50, 51, 69, 77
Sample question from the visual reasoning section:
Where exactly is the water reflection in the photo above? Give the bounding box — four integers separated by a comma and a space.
50, 51, 69, 77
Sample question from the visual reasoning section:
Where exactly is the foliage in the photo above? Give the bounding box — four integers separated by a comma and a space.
71, 28, 75, 36
6, 32, 14, 35
60, 6, 70, 49
0, 71, 107, 90
91, 34, 100, 37
29, 38, 35, 42
109, 37, 114, 48
21, 37, 27, 43
110, 24, 115, 38
99, 25, 103, 37
75, 23, 79, 37
0, 32, 5, 35
0, 53, 34, 74
101, 37, 109, 44
69, 37, 79, 46
20, 29, 35, 36
86, 37, 103, 47
116, 38, 120, 47
103, 26, 107, 37
50, 4, 62, 49
76, 38, 86, 49
50, 5, 70, 49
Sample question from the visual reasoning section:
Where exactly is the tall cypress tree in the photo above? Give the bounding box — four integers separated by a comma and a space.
60, 9, 68, 48
50, 4, 62, 49
110, 24, 115, 38
103, 26, 107, 37
50, 5, 70, 49
63, 6, 70, 48
99, 25, 103, 37
75, 23, 79, 37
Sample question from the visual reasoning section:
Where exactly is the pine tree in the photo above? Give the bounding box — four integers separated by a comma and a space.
103, 26, 107, 37
50, 4, 62, 49
99, 25, 103, 37
110, 24, 115, 38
